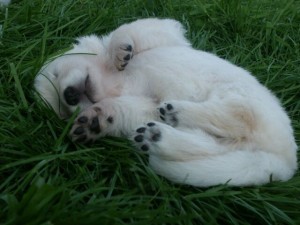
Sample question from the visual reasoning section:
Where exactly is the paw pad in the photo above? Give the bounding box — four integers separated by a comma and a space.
73, 127, 84, 135
78, 116, 88, 123
140, 145, 149, 151
136, 127, 146, 133
90, 117, 101, 134
134, 135, 144, 142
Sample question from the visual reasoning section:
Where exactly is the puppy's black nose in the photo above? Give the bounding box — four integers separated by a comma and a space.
64, 86, 81, 105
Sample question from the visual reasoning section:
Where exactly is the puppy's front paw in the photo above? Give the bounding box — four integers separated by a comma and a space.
159, 103, 178, 127
70, 106, 114, 142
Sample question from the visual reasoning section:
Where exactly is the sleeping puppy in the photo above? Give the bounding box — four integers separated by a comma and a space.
34, 18, 298, 187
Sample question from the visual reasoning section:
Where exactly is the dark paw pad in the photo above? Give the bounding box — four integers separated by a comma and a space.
122, 44, 132, 52
78, 116, 88, 123
134, 135, 144, 142
140, 144, 149, 151
123, 54, 131, 61
136, 127, 146, 133
90, 117, 101, 134
73, 126, 84, 135
147, 122, 155, 127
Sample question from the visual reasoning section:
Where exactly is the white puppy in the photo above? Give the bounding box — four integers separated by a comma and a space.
35, 18, 298, 187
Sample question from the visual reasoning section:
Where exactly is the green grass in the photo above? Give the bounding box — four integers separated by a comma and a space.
1, 0, 300, 224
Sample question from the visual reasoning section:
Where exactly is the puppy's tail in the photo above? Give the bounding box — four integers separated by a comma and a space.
149, 150, 297, 187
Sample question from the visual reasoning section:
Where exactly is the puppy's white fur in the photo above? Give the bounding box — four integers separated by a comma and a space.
35, 18, 298, 187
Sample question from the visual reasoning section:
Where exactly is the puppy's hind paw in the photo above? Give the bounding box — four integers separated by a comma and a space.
133, 122, 162, 153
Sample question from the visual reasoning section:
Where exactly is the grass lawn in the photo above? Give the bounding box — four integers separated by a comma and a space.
1, 0, 300, 224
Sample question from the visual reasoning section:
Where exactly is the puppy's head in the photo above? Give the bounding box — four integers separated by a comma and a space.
34, 35, 107, 118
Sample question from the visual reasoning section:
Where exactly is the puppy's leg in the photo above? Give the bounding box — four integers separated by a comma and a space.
148, 150, 295, 187
132, 122, 294, 187
70, 96, 157, 142
158, 99, 255, 140
133, 122, 226, 161
107, 18, 190, 71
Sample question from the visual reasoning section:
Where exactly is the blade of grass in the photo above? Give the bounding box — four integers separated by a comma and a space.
9, 63, 28, 109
